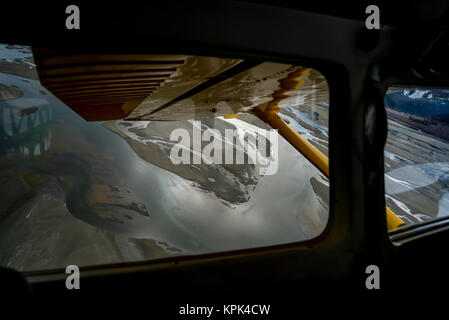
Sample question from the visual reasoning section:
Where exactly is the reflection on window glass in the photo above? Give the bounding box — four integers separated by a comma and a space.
277, 71, 329, 157
385, 87, 449, 226
0, 44, 329, 272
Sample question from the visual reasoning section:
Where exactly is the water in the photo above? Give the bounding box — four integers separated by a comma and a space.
274, 71, 449, 225
384, 120, 449, 223
4, 43, 442, 272
0, 45, 328, 271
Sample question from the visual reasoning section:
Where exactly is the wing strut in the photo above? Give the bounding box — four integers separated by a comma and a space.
252, 68, 404, 231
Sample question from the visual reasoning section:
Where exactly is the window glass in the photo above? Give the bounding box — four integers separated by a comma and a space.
0, 44, 329, 272
385, 87, 449, 226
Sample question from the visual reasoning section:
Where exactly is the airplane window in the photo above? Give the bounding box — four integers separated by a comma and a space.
384, 86, 449, 228
0, 44, 330, 272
